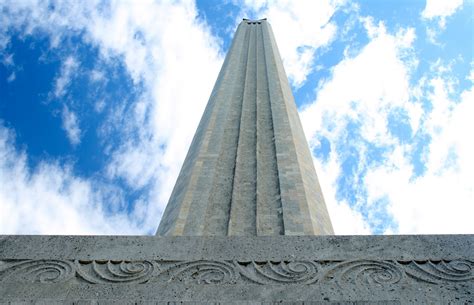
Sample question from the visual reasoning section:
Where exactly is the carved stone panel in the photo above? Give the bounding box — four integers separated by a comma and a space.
1, 259, 472, 286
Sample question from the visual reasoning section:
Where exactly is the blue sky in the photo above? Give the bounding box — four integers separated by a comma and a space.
0, 0, 472, 235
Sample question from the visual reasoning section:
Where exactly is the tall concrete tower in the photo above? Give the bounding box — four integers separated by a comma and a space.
157, 19, 333, 236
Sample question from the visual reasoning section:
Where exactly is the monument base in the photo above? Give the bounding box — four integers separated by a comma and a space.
1, 235, 472, 304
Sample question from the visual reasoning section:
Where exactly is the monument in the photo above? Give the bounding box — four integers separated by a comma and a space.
0, 19, 472, 304
157, 18, 333, 237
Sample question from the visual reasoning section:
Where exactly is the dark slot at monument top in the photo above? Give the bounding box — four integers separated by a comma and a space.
157, 18, 334, 236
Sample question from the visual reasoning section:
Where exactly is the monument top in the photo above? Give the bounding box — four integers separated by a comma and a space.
242, 18, 267, 23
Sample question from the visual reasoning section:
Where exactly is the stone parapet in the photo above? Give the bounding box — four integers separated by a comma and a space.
0, 235, 472, 303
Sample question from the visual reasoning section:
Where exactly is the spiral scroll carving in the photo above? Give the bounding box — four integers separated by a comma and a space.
0, 260, 74, 283
237, 261, 320, 284
75, 260, 155, 284
403, 260, 474, 284
0, 259, 472, 286
322, 260, 404, 289
163, 260, 237, 284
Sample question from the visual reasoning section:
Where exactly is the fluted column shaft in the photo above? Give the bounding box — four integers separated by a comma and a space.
156, 19, 334, 236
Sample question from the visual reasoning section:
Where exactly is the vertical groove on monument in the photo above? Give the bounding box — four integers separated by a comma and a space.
228, 24, 257, 235
257, 23, 284, 235
156, 19, 334, 236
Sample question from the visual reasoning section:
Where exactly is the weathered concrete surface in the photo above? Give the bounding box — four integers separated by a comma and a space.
1, 235, 472, 303
157, 19, 333, 237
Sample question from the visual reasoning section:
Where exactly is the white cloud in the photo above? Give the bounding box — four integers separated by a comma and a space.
422, 0, 463, 28
94, 99, 106, 113
7, 71, 15, 82
314, 155, 372, 235
2, 53, 14, 66
241, 0, 345, 87
87, 1, 224, 220
301, 20, 418, 148
2, 53, 18, 83
54, 56, 79, 98
0, 0, 223, 234
469, 63, 474, 83
365, 78, 474, 233
301, 14, 473, 234
421, 0, 463, 44
0, 124, 142, 235
90, 69, 105, 83
61, 106, 81, 146
425, 26, 442, 46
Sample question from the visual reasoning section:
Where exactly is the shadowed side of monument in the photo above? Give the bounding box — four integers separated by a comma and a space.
156, 19, 333, 236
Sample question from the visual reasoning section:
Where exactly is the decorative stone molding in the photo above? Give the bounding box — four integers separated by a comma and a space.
1, 235, 472, 303
1, 259, 472, 286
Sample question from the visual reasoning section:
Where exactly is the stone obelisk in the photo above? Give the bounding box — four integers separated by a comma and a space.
157, 19, 333, 236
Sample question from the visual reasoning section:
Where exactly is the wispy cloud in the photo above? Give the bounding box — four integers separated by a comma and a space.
53, 56, 78, 98
6, 71, 15, 82
2, 53, 18, 83
61, 106, 81, 146
422, 0, 463, 28
2, 53, 14, 66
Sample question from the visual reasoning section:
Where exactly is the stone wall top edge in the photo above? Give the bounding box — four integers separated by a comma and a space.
0, 234, 472, 261
2, 233, 473, 238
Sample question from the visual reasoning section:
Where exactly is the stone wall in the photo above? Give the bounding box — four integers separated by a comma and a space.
0, 235, 472, 303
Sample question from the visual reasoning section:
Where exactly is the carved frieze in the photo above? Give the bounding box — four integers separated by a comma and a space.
0, 259, 472, 287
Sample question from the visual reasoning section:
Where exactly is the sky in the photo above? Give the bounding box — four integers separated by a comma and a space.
0, 0, 473, 235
